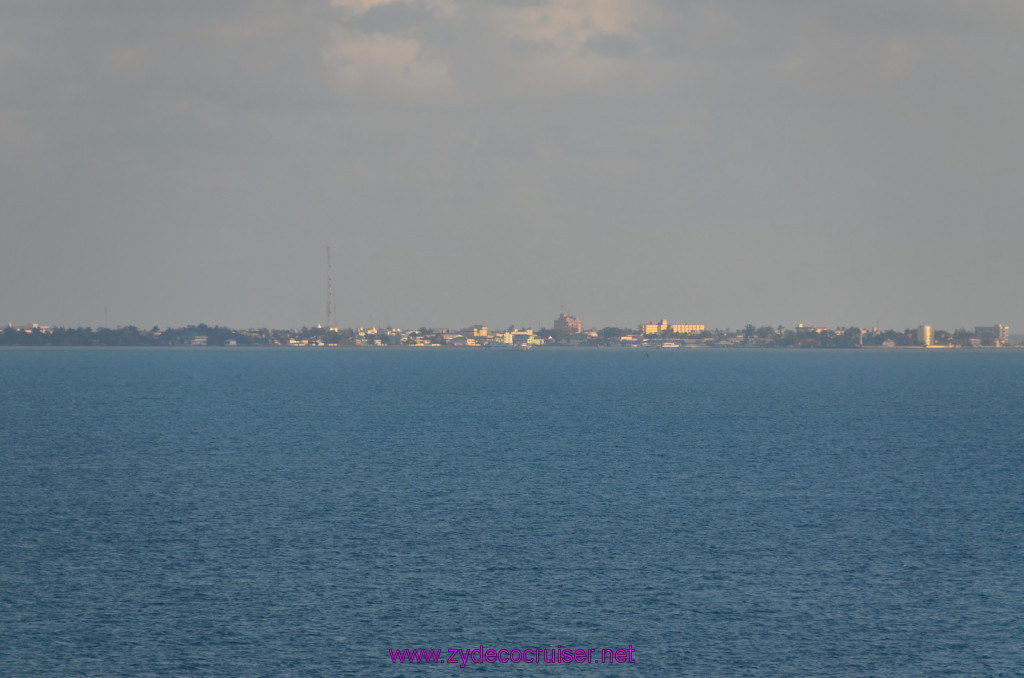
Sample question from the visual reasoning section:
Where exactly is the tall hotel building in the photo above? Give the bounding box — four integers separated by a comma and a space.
555, 314, 583, 335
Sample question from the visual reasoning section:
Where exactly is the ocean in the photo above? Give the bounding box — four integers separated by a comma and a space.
1, 347, 1022, 676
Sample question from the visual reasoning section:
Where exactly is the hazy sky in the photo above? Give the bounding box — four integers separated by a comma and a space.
3, 1, 1022, 332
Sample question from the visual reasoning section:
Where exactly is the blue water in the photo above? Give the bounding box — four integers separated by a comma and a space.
1, 348, 1022, 676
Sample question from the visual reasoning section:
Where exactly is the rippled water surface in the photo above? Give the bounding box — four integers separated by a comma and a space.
2, 348, 1023, 676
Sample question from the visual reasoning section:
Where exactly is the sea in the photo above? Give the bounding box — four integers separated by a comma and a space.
1, 347, 1022, 676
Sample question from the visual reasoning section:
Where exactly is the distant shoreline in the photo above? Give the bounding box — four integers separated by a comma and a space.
3, 323, 1016, 349
2, 344, 1019, 351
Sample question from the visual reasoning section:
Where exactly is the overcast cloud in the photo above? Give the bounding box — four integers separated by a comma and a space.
2, 0, 1022, 332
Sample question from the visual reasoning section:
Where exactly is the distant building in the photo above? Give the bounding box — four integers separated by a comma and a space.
510, 329, 537, 346
641, 319, 705, 335
554, 314, 582, 336
667, 324, 705, 335
974, 324, 1010, 346
10, 323, 52, 334
641, 319, 669, 335
917, 325, 932, 347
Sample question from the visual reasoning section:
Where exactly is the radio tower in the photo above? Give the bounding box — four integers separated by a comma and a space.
326, 246, 334, 333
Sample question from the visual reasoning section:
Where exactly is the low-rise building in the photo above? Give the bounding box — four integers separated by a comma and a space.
510, 329, 537, 346
641, 319, 669, 335
641, 319, 704, 335
667, 324, 704, 334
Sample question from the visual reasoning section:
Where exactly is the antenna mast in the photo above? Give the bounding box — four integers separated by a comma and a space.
326, 246, 333, 332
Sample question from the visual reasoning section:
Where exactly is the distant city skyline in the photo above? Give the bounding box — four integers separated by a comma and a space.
6, 315, 1013, 339
5, 303, 1018, 339
3, 3, 1023, 332
4, 319, 1016, 349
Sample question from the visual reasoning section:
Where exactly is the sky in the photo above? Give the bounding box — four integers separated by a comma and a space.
2, 0, 1023, 332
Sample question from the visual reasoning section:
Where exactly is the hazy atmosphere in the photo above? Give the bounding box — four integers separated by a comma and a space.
2, 0, 1022, 332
